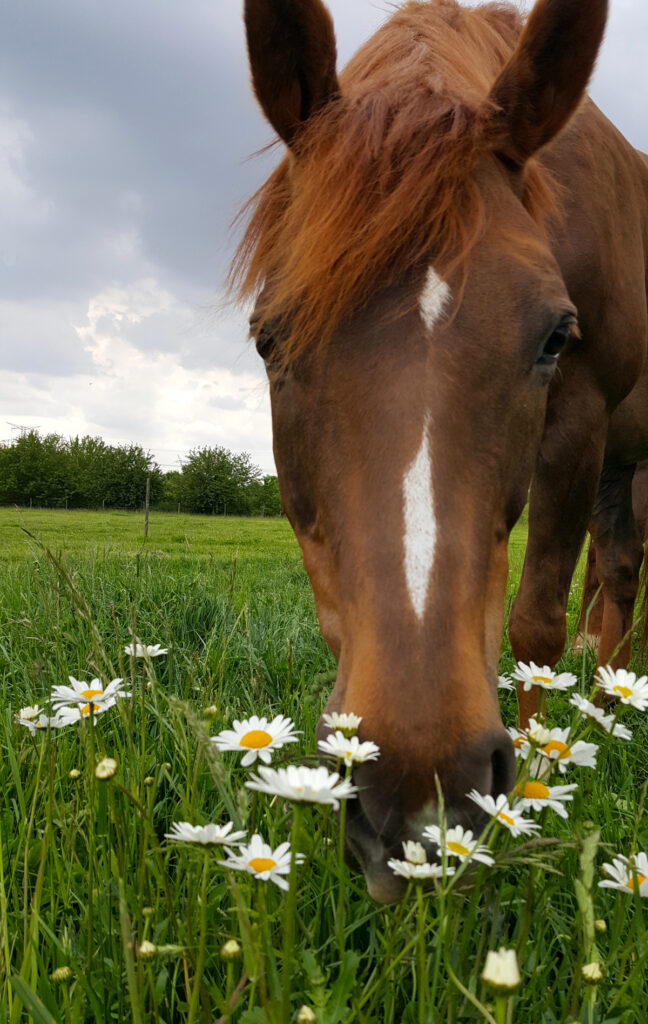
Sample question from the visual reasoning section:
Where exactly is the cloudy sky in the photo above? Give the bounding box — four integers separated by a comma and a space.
2, 0, 646, 475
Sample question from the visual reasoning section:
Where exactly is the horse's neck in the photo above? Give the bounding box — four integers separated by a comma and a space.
543, 99, 648, 282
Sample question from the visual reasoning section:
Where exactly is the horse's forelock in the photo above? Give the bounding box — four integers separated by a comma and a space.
230, 0, 555, 366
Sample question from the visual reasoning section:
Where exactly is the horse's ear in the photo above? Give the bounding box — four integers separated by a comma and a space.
488, 0, 608, 167
244, 0, 339, 149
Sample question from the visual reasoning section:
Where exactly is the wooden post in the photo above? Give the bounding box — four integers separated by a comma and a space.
144, 474, 150, 537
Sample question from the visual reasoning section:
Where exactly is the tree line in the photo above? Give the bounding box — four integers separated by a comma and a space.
0, 431, 282, 516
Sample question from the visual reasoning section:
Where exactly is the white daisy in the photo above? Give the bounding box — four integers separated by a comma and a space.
211, 714, 299, 767
569, 694, 633, 739
599, 852, 648, 897
317, 730, 380, 766
497, 675, 514, 691
595, 666, 648, 710
466, 791, 541, 837
164, 821, 247, 845
535, 726, 598, 773
124, 641, 168, 658
387, 858, 454, 881
514, 779, 578, 818
245, 765, 357, 810
507, 726, 530, 758
512, 661, 577, 692
220, 834, 302, 890
321, 712, 362, 736
50, 676, 130, 717
16, 709, 74, 734
422, 824, 494, 865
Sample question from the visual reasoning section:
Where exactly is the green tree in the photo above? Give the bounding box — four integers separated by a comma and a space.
180, 446, 262, 515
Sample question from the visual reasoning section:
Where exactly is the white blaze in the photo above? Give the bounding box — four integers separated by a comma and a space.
401, 268, 448, 621
403, 420, 436, 621
419, 266, 450, 332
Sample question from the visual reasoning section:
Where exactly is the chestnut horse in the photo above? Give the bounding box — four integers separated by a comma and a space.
235, 0, 648, 901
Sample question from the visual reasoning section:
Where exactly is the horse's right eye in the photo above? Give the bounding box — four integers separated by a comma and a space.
254, 322, 276, 361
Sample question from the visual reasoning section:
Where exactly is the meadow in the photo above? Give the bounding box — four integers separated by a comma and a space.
0, 506, 647, 1023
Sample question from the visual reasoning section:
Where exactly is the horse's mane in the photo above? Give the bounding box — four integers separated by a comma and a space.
230, 0, 554, 364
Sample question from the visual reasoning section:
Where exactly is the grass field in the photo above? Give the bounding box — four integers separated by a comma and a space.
1, 507, 647, 1023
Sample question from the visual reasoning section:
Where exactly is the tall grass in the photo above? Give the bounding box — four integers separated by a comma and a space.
1, 509, 647, 1023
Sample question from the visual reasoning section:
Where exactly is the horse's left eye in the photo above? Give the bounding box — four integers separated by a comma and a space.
536, 318, 577, 366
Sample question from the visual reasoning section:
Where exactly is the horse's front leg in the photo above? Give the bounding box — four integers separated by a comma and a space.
509, 386, 608, 726
571, 537, 603, 654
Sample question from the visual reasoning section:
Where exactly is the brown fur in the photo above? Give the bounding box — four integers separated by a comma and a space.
231, 1, 555, 367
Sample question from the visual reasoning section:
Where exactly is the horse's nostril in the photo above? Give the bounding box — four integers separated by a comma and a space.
490, 737, 516, 798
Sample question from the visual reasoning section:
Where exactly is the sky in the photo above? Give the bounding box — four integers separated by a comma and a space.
2, 0, 647, 476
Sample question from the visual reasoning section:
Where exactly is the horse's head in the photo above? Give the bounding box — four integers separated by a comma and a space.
238, 0, 607, 902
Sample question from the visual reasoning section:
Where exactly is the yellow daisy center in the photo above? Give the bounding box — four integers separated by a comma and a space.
447, 841, 470, 857
249, 857, 277, 874
240, 729, 273, 749
522, 781, 550, 800
613, 685, 633, 699
532, 675, 553, 685
497, 812, 516, 826
81, 688, 104, 700
542, 740, 571, 759
626, 874, 646, 890
81, 702, 102, 715
512, 736, 525, 749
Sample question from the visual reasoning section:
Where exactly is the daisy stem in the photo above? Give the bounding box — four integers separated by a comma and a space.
139, 666, 147, 789
444, 950, 497, 1024
416, 883, 428, 1024
257, 880, 278, 1012
493, 994, 511, 1024
187, 853, 209, 1024
86, 714, 96, 972
336, 782, 350, 956
281, 803, 303, 1024
224, 961, 234, 1023
428, 888, 444, 1018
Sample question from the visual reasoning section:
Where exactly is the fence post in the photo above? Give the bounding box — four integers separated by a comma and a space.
144, 474, 150, 537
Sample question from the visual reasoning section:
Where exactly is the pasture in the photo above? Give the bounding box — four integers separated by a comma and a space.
1, 507, 647, 1023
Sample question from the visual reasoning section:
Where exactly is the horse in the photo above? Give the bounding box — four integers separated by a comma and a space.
234, 0, 648, 902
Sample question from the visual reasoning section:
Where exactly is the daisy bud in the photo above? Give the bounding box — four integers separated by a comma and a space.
19, 705, 40, 721
296, 1007, 317, 1023
594, 919, 607, 933
95, 757, 118, 780
481, 948, 521, 991
142, 907, 155, 917
51, 966, 73, 983
143, 776, 155, 787
69, 769, 81, 780
582, 962, 603, 984
138, 940, 157, 959
204, 705, 219, 718
402, 841, 427, 865
527, 723, 552, 746
220, 939, 242, 960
